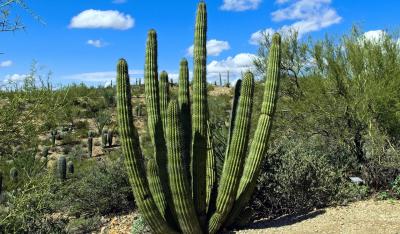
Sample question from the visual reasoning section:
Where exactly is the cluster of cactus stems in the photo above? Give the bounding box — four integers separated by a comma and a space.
116, 2, 281, 233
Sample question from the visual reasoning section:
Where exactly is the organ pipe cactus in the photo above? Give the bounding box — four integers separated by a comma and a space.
116, 2, 281, 233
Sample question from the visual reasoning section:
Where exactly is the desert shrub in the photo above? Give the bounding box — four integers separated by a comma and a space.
392, 175, 400, 198
0, 174, 68, 233
61, 155, 134, 217
131, 215, 151, 234
250, 139, 352, 219
75, 120, 89, 130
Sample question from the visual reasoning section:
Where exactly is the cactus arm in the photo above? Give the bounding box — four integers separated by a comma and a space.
116, 58, 175, 234
208, 72, 255, 234
147, 158, 168, 217
144, 30, 172, 219
206, 120, 216, 214
226, 79, 242, 156
166, 101, 203, 234
191, 2, 208, 228
227, 33, 281, 227
178, 58, 192, 183
159, 71, 170, 132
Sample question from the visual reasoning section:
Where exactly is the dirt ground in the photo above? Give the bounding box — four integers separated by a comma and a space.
234, 199, 400, 234
98, 199, 400, 234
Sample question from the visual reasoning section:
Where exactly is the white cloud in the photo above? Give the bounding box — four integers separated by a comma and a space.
249, 28, 275, 45
64, 70, 143, 83
87, 39, 107, 48
363, 30, 386, 42
251, 0, 341, 42
221, 0, 262, 11
188, 39, 230, 56
112, 0, 127, 4
69, 9, 134, 30
0, 60, 13, 67
207, 53, 257, 81
3, 74, 26, 84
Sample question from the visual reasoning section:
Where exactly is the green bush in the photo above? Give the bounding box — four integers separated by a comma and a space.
250, 139, 355, 219
392, 175, 400, 198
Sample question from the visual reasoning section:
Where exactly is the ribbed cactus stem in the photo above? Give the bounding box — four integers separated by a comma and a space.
167, 101, 202, 234
192, 2, 208, 227
159, 71, 170, 133
116, 58, 175, 234
208, 72, 255, 234
206, 121, 216, 213
58, 156, 67, 181
178, 58, 192, 182
227, 33, 281, 226
102, 129, 108, 149
227, 80, 242, 149
147, 158, 168, 217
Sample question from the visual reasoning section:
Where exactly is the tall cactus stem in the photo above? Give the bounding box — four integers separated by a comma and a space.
116, 58, 175, 234
227, 33, 281, 227
192, 2, 208, 228
167, 101, 202, 234
178, 58, 192, 184
208, 72, 255, 234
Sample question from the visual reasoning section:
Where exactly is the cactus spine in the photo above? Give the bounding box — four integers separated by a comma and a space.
58, 156, 67, 180
116, 3, 281, 233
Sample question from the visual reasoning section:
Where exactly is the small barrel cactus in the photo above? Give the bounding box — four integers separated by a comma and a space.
58, 156, 67, 180
67, 161, 74, 174
10, 167, 18, 182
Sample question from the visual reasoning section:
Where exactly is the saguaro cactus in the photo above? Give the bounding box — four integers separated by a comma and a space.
88, 135, 93, 157
58, 156, 67, 180
116, 2, 281, 234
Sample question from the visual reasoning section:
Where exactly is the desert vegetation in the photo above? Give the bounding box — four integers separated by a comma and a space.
0, 1, 399, 234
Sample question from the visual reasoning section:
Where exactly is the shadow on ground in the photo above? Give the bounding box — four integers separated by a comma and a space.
227, 209, 326, 232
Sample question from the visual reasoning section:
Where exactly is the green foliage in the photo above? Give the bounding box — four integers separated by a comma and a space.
393, 176, 400, 198
9, 167, 18, 182
67, 161, 74, 174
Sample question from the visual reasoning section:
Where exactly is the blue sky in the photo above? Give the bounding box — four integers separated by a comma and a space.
0, 0, 399, 87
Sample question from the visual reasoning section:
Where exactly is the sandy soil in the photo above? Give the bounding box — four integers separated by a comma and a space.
234, 199, 400, 234
97, 200, 400, 234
